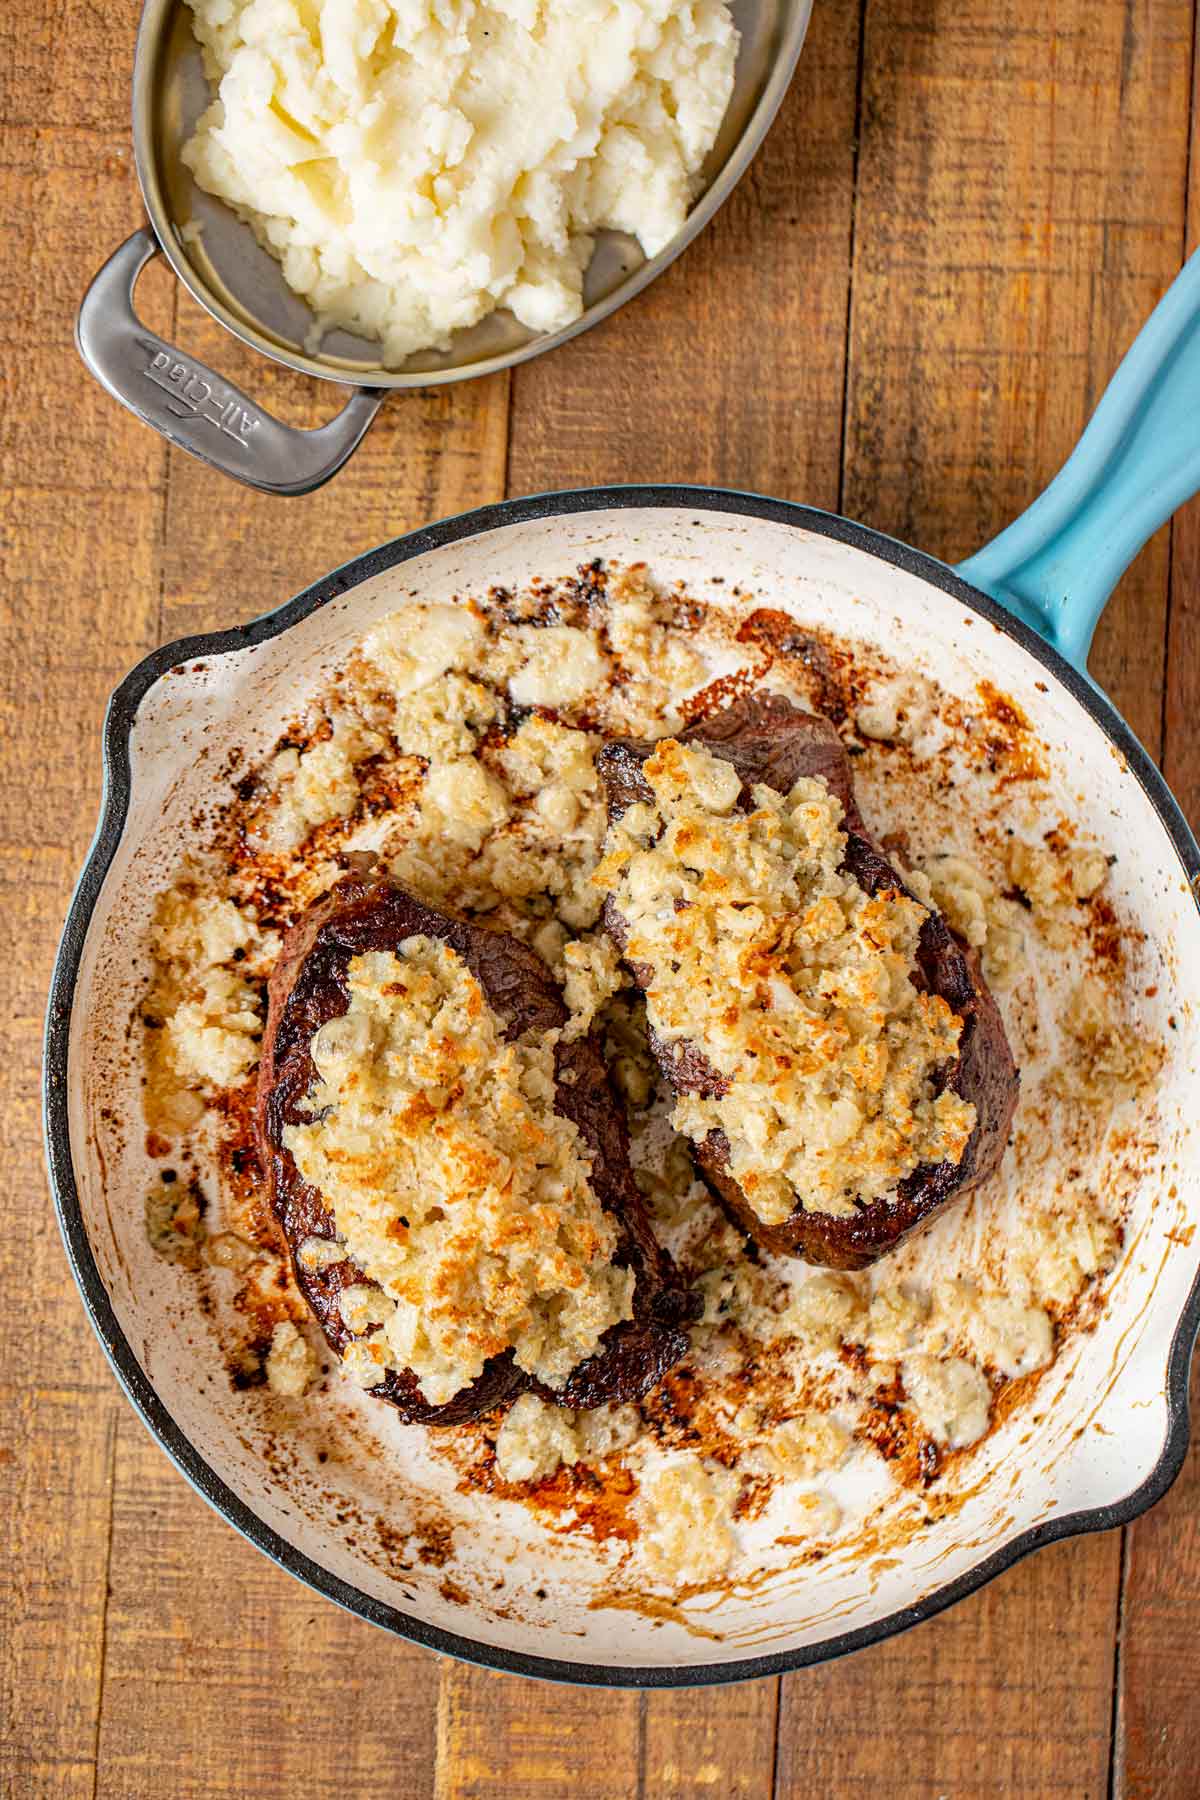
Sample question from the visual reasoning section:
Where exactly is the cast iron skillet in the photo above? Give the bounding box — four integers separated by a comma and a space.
45, 253, 1200, 1683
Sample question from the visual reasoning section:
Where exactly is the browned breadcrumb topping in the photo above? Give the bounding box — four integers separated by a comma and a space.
285, 940, 632, 1406
594, 738, 974, 1222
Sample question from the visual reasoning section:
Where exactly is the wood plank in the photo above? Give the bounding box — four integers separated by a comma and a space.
437, 8, 862, 1790
777, 0, 1192, 1791
93, 1412, 441, 1800
506, 0, 861, 508
1113, 1366, 1200, 1800
0, 1385, 117, 1800
1162, 50, 1200, 827
157, 291, 510, 644
776, 1538, 1121, 1797
840, 0, 1192, 753
0, 0, 134, 132
92, 101, 510, 1800
7, 0, 1197, 1792
1115, 48, 1200, 1800
433, 1668, 640, 1800
0, 109, 171, 1798
641, 1681, 779, 1799
432, 1669, 778, 1800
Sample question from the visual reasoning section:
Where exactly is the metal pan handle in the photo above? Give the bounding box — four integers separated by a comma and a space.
957, 250, 1200, 670
76, 228, 385, 497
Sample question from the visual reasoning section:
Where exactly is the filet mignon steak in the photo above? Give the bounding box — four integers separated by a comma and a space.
257, 872, 698, 1424
597, 696, 1020, 1270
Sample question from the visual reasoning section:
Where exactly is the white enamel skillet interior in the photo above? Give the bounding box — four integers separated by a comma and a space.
45, 262, 1200, 1684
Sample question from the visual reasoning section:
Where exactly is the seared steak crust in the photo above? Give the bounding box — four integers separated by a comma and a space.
597, 696, 1019, 1270
257, 873, 696, 1424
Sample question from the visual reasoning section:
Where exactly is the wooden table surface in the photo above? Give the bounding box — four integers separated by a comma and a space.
4, 0, 1200, 1794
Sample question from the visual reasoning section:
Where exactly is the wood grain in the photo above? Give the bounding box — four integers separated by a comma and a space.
3, 0, 1199, 1791
775, 0, 1193, 1788
840, 0, 1192, 751
1163, 46, 1200, 827
641, 1681, 779, 1799
776, 1537, 1122, 1798
1113, 1366, 1200, 1800
0, 103, 170, 1800
431, 1669, 780, 1800
157, 294, 510, 644
1115, 42, 1200, 1800
434, 1669, 641, 1800
93, 1412, 441, 1800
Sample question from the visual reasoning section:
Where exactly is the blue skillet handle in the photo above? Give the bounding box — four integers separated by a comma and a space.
957, 252, 1200, 670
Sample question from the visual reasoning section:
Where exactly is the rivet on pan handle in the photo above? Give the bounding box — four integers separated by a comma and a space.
75, 228, 385, 497
959, 251, 1200, 671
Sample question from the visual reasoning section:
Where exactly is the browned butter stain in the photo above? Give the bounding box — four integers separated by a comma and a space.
974, 679, 1049, 785
528, 1463, 640, 1544
586, 1589, 728, 1642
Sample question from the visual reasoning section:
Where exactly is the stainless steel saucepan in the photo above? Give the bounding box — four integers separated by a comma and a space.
75, 0, 812, 495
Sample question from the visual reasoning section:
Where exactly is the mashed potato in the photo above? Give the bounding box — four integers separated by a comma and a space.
182, 0, 739, 363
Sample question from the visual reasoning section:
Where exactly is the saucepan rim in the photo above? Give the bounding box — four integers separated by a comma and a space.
129, 0, 815, 391
43, 483, 1200, 1687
